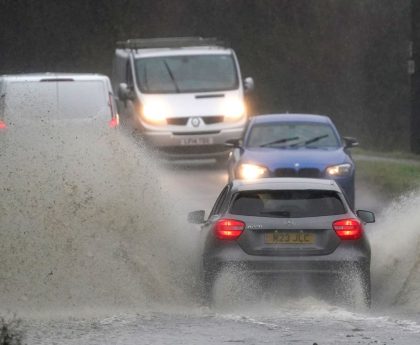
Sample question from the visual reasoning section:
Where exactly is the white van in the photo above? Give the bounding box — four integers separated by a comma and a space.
0, 73, 119, 129
112, 37, 253, 161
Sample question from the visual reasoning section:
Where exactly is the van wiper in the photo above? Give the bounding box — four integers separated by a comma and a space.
291, 134, 329, 147
259, 136, 299, 147
163, 60, 180, 93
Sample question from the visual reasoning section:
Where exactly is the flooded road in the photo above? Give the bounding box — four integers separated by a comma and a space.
1, 128, 420, 344
21, 308, 420, 345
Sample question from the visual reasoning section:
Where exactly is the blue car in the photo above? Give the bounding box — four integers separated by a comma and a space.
226, 114, 358, 208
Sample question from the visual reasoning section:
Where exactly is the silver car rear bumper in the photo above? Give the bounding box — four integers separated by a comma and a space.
203, 242, 370, 276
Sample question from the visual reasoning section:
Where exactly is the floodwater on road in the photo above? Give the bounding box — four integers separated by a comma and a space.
21, 307, 420, 345
1, 125, 420, 344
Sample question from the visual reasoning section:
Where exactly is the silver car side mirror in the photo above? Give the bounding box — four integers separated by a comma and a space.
187, 210, 206, 224
356, 210, 375, 224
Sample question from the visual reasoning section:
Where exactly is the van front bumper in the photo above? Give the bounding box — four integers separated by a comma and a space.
143, 127, 244, 159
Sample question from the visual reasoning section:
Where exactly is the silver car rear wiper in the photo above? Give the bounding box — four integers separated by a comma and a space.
259, 136, 299, 147
260, 210, 291, 217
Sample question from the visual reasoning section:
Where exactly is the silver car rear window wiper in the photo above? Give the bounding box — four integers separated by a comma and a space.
259, 136, 300, 147
260, 210, 291, 217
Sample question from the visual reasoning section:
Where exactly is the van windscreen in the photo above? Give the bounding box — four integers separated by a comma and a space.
135, 54, 239, 93
230, 190, 346, 218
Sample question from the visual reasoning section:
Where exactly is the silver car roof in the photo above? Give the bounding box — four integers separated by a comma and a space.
231, 178, 341, 193
251, 113, 332, 124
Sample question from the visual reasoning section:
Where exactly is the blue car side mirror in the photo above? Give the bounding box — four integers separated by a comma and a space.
343, 137, 359, 149
225, 138, 242, 148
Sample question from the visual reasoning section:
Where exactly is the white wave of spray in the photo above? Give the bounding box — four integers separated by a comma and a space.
370, 191, 420, 311
0, 120, 200, 314
4, 117, 420, 318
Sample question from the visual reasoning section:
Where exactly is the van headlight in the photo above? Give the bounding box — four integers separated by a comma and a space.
222, 99, 246, 122
326, 163, 352, 177
141, 100, 169, 125
237, 163, 268, 180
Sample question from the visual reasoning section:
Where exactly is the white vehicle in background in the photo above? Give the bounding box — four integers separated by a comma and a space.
0, 73, 119, 129
112, 37, 254, 162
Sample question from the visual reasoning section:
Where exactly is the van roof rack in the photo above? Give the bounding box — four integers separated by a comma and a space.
116, 37, 227, 50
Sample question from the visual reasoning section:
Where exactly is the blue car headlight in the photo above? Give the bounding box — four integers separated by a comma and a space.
237, 163, 269, 180
326, 163, 352, 177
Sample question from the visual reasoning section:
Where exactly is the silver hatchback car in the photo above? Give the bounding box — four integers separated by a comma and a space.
188, 178, 375, 306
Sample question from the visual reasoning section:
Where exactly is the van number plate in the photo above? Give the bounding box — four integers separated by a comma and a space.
180, 137, 213, 145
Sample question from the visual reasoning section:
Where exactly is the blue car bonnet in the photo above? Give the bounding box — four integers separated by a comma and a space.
239, 147, 350, 171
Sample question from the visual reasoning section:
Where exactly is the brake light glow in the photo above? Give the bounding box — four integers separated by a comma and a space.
108, 114, 119, 128
108, 92, 119, 128
214, 219, 245, 240
333, 218, 363, 240
0, 120, 7, 130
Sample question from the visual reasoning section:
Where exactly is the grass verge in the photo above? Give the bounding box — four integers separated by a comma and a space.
355, 158, 420, 197
353, 148, 420, 161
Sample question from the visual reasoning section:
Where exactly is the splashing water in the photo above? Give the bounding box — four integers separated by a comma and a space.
2, 118, 420, 319
370, 191, 420, 311
0, 121, 200, 315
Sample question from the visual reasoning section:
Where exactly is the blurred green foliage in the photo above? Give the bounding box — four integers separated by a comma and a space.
0, 0, 412, 151
356, 159, 420, 197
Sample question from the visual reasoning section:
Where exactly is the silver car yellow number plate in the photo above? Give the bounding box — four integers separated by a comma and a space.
265, 231, 315, 244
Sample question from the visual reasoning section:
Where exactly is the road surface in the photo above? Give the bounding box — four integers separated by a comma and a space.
1, 131, 420, 344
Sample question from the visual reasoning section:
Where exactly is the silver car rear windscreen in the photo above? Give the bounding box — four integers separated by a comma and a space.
229, 190, 346, 218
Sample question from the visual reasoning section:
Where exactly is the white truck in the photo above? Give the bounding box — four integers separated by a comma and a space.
112, 37, 253, 161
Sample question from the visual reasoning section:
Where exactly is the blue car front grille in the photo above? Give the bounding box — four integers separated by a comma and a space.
274, 168, 321, 178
